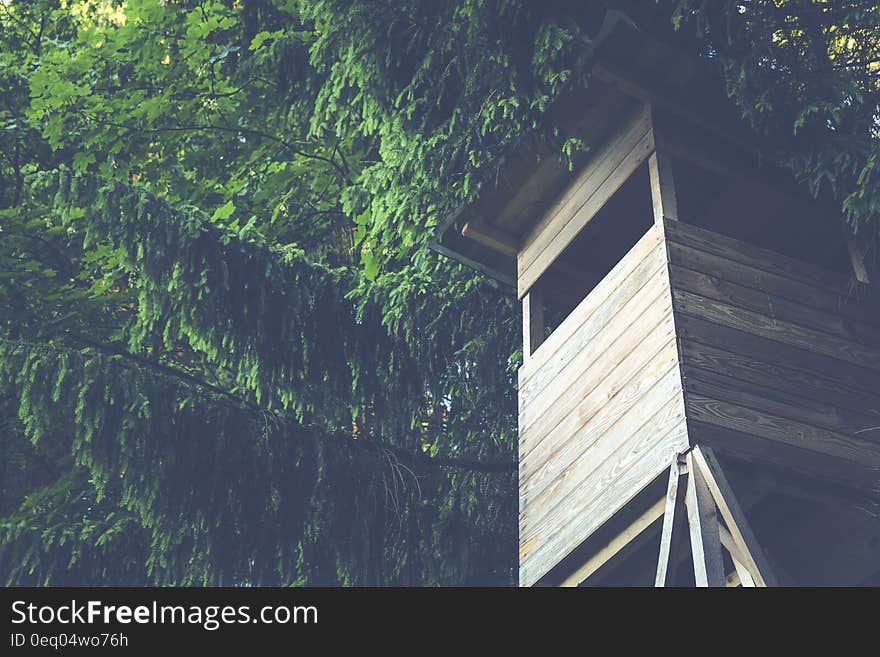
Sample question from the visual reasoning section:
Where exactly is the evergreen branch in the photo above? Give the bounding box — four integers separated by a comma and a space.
1, 336, 515, 474
64, 333, 261, 412
84, 117, 352, 183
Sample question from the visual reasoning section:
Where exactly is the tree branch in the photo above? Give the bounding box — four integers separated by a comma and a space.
3, 336, 515, 474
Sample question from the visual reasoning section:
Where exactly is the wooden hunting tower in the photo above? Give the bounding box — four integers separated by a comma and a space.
434, 15, 880, 586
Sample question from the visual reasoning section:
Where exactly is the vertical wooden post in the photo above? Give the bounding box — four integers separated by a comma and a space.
691, 446, 778, 587
522, 290, 544, 361
655, 458, 686, 586
655, 448, 776, 588
649, 150, 678, 225
685, 450, 725, 587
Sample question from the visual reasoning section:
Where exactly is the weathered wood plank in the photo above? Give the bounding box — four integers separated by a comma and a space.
521, 388, 686, 544
673, 288, 880, 372
670, 264, 880, 349
676, 314, 880, 395
519, 254, 668, 434
493, 85, 635, 234
520, 323, 677, 487
667, 241, 880, 330
679, 340, 880, 418
461, 222, 517, 256
685, 393, 880, 467
518, 104, 650, 267
685, 450, 725, 587
520, 288, 674, 457
664, 218, 880, 301
520, 419, 689, 586
518, 109, 655, 298
518, 226, 665, 390
521, 350, 681, 515
683, 367, 880, 437
649, 150, 677, 223
688, 420, 880, 494
655, 459, 684, 587
560, 497, 665, 587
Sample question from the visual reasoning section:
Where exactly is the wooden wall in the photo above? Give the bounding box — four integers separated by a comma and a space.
518, 217, 880, 587
518, 224, 689, 586
666, 219, 880, 493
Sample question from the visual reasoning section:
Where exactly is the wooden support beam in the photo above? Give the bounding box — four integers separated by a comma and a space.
718, 525, 756, 587
522, 290, 544, 360
732, 556, 756, 587
655, 458, 685, 586
685, 450, 725, 587
650, 112, 800, 200
461, 222, 518, 257
691, 446, 779, 587
718, 524, 746, 566
649, 149, 678, 224
561, 497, 665, 587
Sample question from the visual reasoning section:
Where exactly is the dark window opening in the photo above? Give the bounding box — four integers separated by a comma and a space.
672, 156, 853, 277
534, 162, 655, 338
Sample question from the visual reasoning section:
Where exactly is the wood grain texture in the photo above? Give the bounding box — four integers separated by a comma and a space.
676, 314, 880, 393
517, 221, 679, 586
518, 225, 664, 387
667, 241, 880, 329
679, 339, 880, 418
655, 460, 684, 587
664, 218, 880, 301
683, 367, 880, 437
668, 218, 880, 492
692, 446, 778, 587
669, 264, 880, 348
521, 390, 686, 560
520, 419, 689, 586
673, 288, 880, 371
518, 213, 880, 585
685, 450, 725, 587
688, 420, 880, 492
686, 393, 880, 467
520, 360, 683, 535
520, 327, 678, 490
519, 280, 672, 451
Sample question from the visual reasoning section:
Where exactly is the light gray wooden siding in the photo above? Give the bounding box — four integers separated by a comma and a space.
516, 105, 654, 298
518, 225, 688, 586
666, 219, 880, 492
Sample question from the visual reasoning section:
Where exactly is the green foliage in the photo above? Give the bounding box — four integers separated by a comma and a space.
1, 0, 545, 585
672, 0, 880, 243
